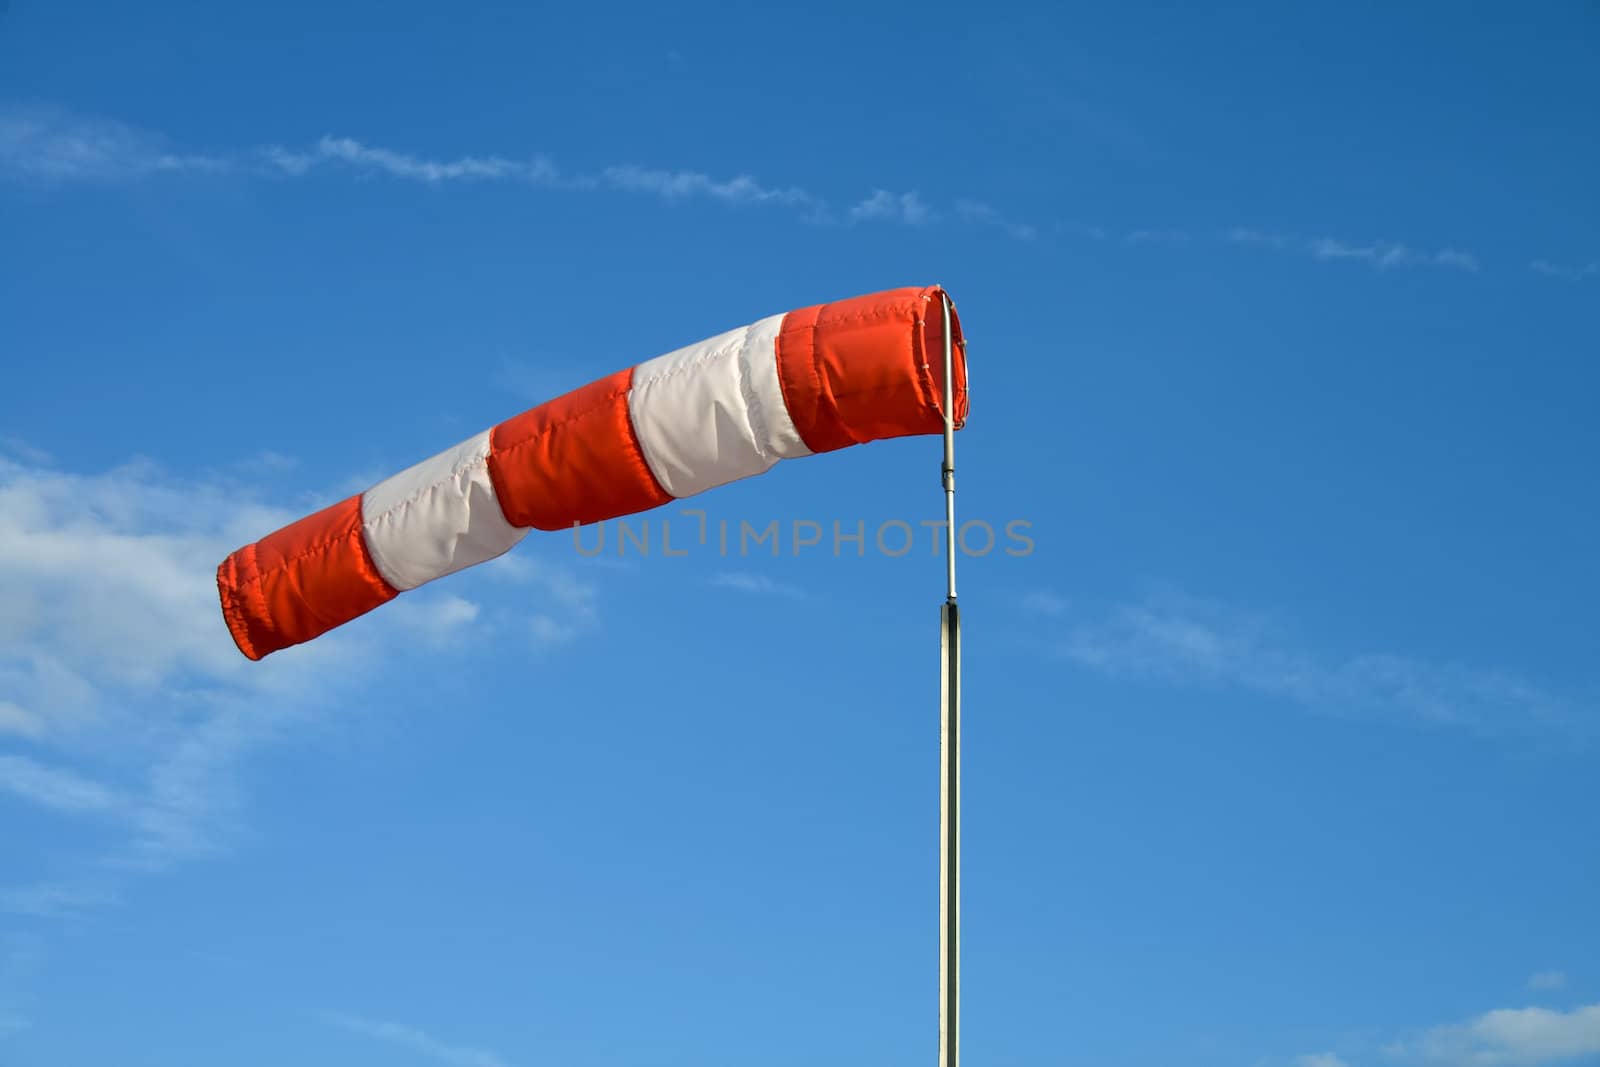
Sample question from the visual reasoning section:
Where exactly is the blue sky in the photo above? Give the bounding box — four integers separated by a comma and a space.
2, 2, 1598, 1065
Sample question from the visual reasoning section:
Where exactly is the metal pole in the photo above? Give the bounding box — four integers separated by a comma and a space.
941, 294, 958, 603
937, 290, 960, 1067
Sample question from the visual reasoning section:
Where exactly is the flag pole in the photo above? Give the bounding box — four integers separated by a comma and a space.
937, 289, 960, 1067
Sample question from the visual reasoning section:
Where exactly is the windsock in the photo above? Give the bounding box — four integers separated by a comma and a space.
217, 285, 968, 661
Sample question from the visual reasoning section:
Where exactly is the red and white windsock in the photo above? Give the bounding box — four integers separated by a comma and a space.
217, 285, 969, 661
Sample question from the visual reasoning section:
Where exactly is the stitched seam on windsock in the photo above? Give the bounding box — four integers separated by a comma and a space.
627, 330, 752, 496
492, 368, 672, 522
363, 444, 495, 532
734, 326, 770, 466
778, 307, 825, 451
217, 551, 262, 660
815, 305, 917, 331
495, 382, 633, 452
359, 433, 528, 591
612, 365, 672, 503
630, 326, 749, 394
748, 315, 811, 460
229, 527, 385, 597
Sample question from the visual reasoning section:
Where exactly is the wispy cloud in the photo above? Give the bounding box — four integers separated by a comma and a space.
850, 188, 932, 226
1058, 220, 1111, 241
1529, 971, 1568, 991
1059, 592, 1583, 740
0, 935, 39, 1038
956, 198, 1036, 240
1020, 590, 1069, 617
1228, 227, 1293, 250
8, 106, 1585, 284
270, 135, 566, 186
388, 593, 482, 646
0, 755, 123, 815
329, 1013, 511, 1067
0, 701, 43, 739
482, 551, 599, 644
0, 105, 227, 181
0, 880, 116, 920
1296, 1054, 1351, 1067
602, 163, 817, 210
1126, 227, 1189, 245
1229, 228, 1480, 272
710, 571, 805, 598
3, 107, 838, 223
1311, 237, 1479, 272
1388, 1001, 1600, 1065
0, 438, 53, 467
1529, 260, 1597, 282
273, 141, 835, 219
528, 614, 577, 643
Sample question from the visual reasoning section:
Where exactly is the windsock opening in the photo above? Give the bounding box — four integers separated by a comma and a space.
772, 285, 967, 455
923, 286, 969, 430
219, 284, 970, 661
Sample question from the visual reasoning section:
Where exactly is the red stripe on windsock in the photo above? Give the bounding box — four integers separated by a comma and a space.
216, 494, 397, 661
486, 367, 671, 531
776, 285, 967, 455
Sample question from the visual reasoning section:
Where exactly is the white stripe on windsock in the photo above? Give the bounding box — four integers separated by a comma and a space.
360, 429, 528, 591
626, 312, 811, 499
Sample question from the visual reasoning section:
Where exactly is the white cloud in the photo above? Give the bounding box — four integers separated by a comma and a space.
1296, 1054, 1351, 1067
0, 438, 53, 466
955, 199, 1036, 240
284, 137, 839, 219
0, 105, 226, 181
1227, 227, 1480, 272
481, 552, 599, 644
710, 571, 804, 598
1529, 260, 1597, 282
12, 104, 1555, 291
388, 594, 482, 647
0, 456, 292, 717
300, 135, 565, 185
528, 614, 576, 643
222, 450, 299, 478
329, 1013, 511, 1067
1059, 221, 1110, 241
1126, 228, 1188, 244
0, 935, 39, 1029
0, 701, 43, 739
260, 143, 314, 176
0, 450, 594, 917
602, 163, 815, 208
1229, 227, 1292, 249
1391, 1002, 1600, 1066
1059, 592, 1581, 738
0, 880, 117, 919
1309, 237, 1478, 271
850, 188, 932, 225
1020, 590, 1068, 617
3, 106, 834, 220
1530, 972, 1568, 991
1432, 248, 1482, 271
0, 453, 354, 882
0, 755, 123, 814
